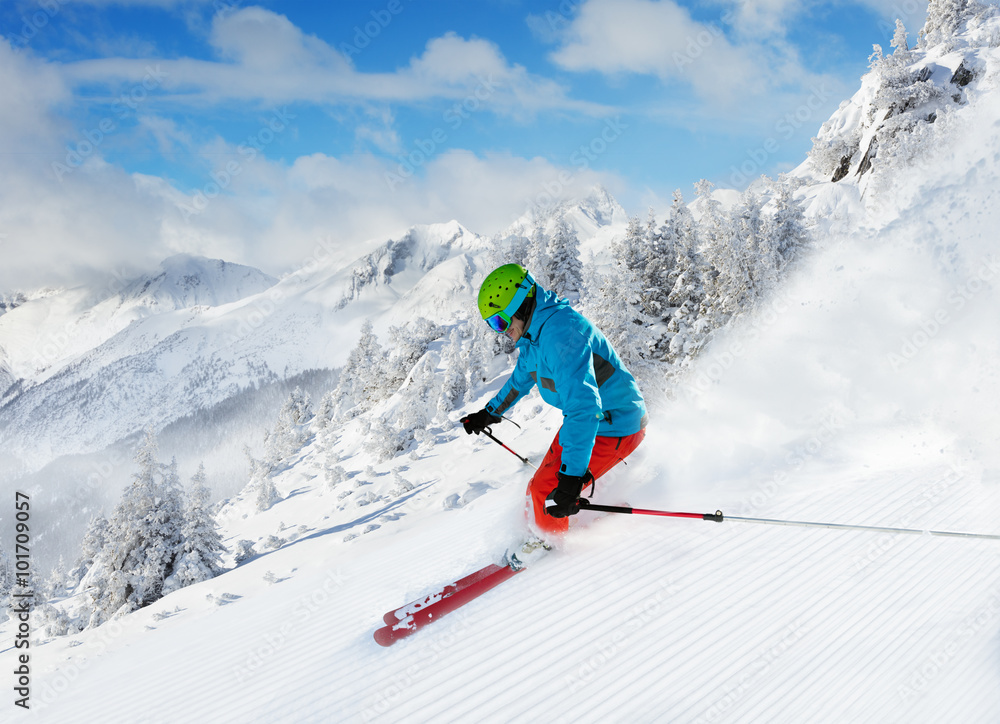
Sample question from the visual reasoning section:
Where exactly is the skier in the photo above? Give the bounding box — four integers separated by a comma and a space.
461, 263, 647, 569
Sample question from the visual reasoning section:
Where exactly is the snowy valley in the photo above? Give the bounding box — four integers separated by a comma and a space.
3, 4, 1000, 723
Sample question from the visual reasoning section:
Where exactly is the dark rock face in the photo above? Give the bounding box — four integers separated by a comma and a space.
832, 155, 853, 183
950, 61, 976, 87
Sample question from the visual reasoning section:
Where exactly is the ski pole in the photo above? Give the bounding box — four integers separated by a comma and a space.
481, 427, 536, 469
576, 500, 1000, 541
578, 500, 723, 521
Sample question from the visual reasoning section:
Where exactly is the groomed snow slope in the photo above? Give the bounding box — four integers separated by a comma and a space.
9, 31, 1000, 724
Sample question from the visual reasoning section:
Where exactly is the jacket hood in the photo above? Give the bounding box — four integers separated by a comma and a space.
517, 283, 569, 348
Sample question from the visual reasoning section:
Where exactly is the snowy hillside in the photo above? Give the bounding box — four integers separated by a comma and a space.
5, 5, 1000, 723
0, 224, 478, 475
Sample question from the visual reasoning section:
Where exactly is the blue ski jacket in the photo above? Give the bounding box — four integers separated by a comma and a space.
485, 283, 647, 477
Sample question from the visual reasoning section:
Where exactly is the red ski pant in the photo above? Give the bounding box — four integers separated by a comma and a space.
527, 427, 646, 535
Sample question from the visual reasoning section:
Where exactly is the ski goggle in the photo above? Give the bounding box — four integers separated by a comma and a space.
485, 310, 513, 334
484, 275, 535, 334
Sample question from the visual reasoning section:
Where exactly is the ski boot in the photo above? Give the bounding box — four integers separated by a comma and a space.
503, 537, 552, 571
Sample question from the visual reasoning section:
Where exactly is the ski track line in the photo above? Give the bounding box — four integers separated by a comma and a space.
880, 559, 1000, 723
838, 549, 1000, 721
732, 477, 998, 721
735, 518, 1000, 721
35, 548, 418, 723
589, 525, 855, 721
596, 476, 996, 720
487, 522, 836, 721
446, 537, 731, 720
750, 542, 994, 722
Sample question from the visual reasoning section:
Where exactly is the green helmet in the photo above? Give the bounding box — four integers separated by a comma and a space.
478, 264, 536, 333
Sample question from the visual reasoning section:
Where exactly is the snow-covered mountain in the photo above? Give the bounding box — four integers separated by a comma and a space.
0, 255, 278, 382
5, 6, 1000, 722
504, 185, 629, 260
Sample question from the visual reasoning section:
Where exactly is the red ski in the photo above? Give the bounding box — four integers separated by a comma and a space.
374, 563, 521, 647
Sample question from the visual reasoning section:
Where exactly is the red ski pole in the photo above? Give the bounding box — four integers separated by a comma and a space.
481, 427, 536, 468
578, 499, 723, 521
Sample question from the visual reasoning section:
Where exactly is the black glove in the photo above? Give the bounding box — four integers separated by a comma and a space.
544, 470, 594, 518
460, 408, 501, 435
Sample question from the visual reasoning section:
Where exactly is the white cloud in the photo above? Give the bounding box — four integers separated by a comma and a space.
0, 41, 620, 291
152, 147, 622, 276
59, 8, 609, 118
548, 0, 766, 104
208, 6, 351, 73
718, 0, 805, 37
547, 0, 844, 116
0, 39, 70, 146
852, 0, 928, 26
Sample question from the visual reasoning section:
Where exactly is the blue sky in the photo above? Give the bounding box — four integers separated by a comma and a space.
0, 0, 927, 290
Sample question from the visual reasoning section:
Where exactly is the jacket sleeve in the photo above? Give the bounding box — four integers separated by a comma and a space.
548, 315, 603, 477
485, 354, 536, 418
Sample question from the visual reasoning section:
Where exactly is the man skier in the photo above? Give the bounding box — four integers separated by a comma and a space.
461, 264, 647, 568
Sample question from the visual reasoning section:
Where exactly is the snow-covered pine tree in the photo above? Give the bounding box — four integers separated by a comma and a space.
664, 190, 708, 364
162, 463, 225, 595
63, 514, 109, 591
40, 556, 70, 600
640, 208, 676, 332
84, 429, 185, 627
385, 317, 441, 392
583, 224, 655, 374
579, 249, 602, 309
695, 180, 736, 325
525, 222, 551, 288
691, 179, 728, 328
266, 387, 313, 463
244, 443, 282, 512
920, 0, 977, 49
729, 186, 779, 314
616, 215, 649, 276
393, 352, 439, 451
764, 174, 811, 270
546, 215, 583, 298
330, 320, 384, 419
435, 327, 466, 425
313, 389, 337, 430
464, 315, 502, 402
611, 215, 656, 333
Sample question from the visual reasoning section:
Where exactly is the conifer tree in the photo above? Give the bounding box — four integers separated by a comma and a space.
764, 175, 811, 270
586, 223, 655, 373
525, 222, 551, 288
726, 186, 777, 314
84, 429, 185, 627
385, 318, 441, 391
693, 179, 727, 324
244, 444, 282, 512
664, 191, 707, 364
163, 464, 225, 594
436, 327, 466, 424
546, 215, 583, 297
641, 214, 675, 323
330, 320, 384, 419
920, 0, 977, 49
